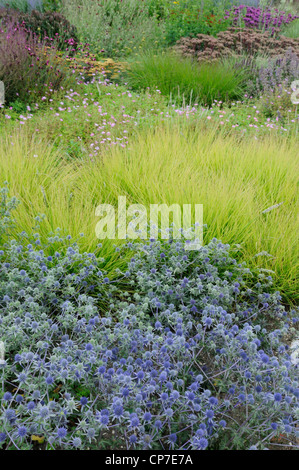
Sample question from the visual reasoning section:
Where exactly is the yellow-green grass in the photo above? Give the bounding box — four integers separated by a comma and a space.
0, 126, 298, 303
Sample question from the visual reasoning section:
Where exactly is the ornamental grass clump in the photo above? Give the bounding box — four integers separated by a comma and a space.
0, 187, 298, 450
125, 51, 248, 106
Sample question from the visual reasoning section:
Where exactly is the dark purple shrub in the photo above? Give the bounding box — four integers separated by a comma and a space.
0, 21, 74, 105
0, 6, 79, 53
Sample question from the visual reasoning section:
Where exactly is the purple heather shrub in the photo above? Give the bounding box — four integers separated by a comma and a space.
0, 187, 298, 450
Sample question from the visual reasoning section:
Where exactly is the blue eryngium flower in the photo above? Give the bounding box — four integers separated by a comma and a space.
130, 416, 140, 428
80, 397, 88, 406
17, 426, 27, 438
100, 415, 109, 426
193, 437, 209, 450
274, 393, 282, 402
56, 427, 67, 440
206, 410, 214, 419
129, 434, 138, 444
72, 437, 82, 448
45, 375, 54, 385
143, 411, 152, 421
3, 392, 12, 401
113, 405, 124, 418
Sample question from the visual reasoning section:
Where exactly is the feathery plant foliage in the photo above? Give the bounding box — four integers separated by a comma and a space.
0, 127, 298, 302
60, 0, 165, 58
281, 17, 299, 37
125, 52, 249, 106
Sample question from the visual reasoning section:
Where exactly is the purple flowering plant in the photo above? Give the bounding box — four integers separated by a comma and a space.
246, 48, 299, 120
224, 5, 299, 36
0, 19, 77, 106
0, 187, 298, 450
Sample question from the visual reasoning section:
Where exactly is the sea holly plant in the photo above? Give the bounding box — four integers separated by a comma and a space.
0, 188, 298, 450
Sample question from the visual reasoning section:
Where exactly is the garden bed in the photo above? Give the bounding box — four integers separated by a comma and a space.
0, 0, 298, 452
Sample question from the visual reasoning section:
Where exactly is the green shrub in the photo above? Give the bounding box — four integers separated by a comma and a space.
61, 0, 165, 58
162, 0, 232, 46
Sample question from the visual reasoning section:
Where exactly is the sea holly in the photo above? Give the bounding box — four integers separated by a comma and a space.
0, 188, 298, 450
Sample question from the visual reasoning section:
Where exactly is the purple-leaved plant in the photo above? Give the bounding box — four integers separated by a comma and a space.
0, 20, 75, 105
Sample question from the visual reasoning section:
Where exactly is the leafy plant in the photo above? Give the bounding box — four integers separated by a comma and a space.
61, 0, 164, 58
281, 17, 299, 38
162, 0, 232, 46
246, 48, 299, 118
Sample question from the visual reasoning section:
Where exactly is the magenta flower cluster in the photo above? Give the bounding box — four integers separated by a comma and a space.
224, 5, 298, 34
